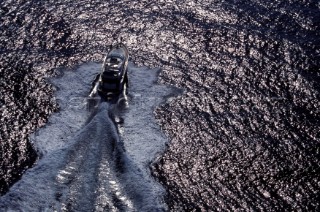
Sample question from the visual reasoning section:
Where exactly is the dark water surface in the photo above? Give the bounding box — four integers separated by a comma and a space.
1, 0, 319, 210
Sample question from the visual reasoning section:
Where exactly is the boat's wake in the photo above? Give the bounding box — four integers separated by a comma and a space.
0, 62, 179, 211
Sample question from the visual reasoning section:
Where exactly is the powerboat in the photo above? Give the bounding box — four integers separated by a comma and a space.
90, 43, 129, 101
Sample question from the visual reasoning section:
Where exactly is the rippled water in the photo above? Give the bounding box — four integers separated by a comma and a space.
1, 0, 319, 210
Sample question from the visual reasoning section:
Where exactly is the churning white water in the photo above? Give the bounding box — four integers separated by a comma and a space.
0, 62, 179, 211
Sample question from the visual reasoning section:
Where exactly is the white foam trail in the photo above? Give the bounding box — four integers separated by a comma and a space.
30, 63, 100, 155
0, 62, 179, 211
